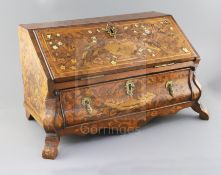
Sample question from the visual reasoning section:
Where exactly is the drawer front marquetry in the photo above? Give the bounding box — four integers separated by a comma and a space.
60, 69, 191, 126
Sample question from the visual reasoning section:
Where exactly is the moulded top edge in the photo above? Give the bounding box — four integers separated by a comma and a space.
19, 11, 169, 30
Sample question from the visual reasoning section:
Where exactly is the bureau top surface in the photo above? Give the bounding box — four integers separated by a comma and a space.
22, 12, 198, 82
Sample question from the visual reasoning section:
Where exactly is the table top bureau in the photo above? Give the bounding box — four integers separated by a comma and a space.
18, 11, 209, 159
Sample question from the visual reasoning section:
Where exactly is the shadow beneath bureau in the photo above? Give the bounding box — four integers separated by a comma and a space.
58, 110, 207, 159
61, 111, 202, 143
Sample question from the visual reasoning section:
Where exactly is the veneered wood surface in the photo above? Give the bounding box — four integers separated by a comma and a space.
18, 11, 208, 159
35, 16, 197, 81
18, 27, 59, 134
60, 69, 191, 127
59, 101, 193, 136
18, 26, 49, 124
54, 61, 196, 90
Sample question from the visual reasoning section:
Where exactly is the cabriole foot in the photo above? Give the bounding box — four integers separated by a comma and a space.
192, 101, 209, 120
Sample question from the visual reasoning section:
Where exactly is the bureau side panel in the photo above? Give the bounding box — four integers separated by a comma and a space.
18, 27, 49, 124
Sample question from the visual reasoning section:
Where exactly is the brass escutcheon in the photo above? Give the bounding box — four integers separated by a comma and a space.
82, 97, 93, 115
105, 23, 117, 38
125, 80, 135, 97
165, 81, 174, 97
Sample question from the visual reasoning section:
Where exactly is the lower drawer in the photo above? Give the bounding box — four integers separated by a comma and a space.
60, 69, 192, 126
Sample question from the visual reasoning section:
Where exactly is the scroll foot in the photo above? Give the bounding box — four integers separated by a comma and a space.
25, 110, 34, 120
192, 101, 209, 120
42, 134, 60, 160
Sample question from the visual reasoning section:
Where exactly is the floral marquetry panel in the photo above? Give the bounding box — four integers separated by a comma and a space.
35, 16, 197, 80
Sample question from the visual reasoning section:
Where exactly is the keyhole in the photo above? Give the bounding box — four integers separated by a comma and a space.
128, 84, 132, 91
125, 80, 135, 97
85, 100, 90, 105
110, 28, 114, 34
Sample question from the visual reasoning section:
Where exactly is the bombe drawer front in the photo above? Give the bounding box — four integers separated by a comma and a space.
60, 69, 191, 127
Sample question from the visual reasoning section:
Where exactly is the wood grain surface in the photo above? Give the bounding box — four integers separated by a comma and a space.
60, 69, 192, 127
18, 11, 209, 159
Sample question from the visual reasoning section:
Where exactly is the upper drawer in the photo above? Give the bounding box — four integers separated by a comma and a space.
60, 69, 192, 126
34, 15, 197, 82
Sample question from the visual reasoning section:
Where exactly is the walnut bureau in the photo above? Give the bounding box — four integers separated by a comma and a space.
18, 11, 209, 159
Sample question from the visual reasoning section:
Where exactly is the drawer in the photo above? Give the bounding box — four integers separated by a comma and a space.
60, 69, 191, 126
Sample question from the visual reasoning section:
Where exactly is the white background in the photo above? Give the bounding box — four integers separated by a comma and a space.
0, 0, 221, 174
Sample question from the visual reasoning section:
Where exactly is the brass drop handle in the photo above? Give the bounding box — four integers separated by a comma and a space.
125, 80, 135, 97
165, 81, 174, 97
82, 97, 93, 115
105, 23, 117, 38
